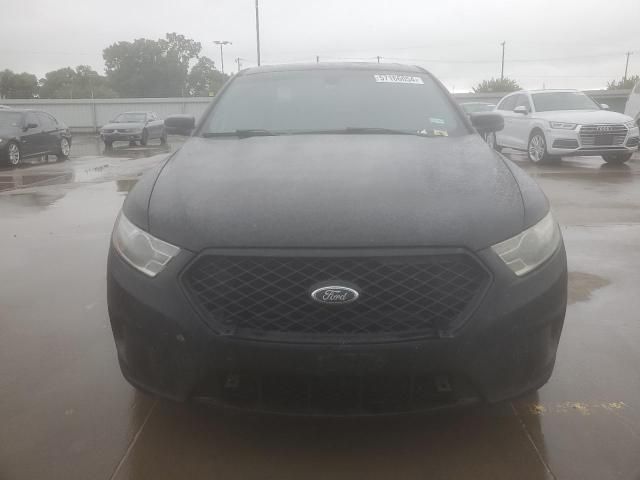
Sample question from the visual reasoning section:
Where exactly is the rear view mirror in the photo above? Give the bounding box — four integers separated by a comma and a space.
513, 106, 529, 115
165, 115, 196, 135
600, 103, 610, 110
470, 112, 504, 135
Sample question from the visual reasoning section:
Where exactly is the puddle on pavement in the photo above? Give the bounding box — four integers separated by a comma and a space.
0, 170, 75, 192
567, 271, 610, 304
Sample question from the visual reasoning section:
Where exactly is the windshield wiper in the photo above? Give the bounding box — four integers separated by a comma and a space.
292, 127, 436, 137
202, 129, 281, 138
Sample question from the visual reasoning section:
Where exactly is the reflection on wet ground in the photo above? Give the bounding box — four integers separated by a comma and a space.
1, 145, 640, 479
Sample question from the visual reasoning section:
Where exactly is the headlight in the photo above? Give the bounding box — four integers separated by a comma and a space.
549, 121, 577, 130
492, 211, 561, 276
112, 213, 180, 277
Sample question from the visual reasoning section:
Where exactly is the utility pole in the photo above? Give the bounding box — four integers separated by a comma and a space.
255, 0, 261, 66
236, 57, 242, 73
500, 41, 506, 81
377, 56, 381, 63
316, 55, 319, 63
624, 51, 633, 81
213, 40, 232, 74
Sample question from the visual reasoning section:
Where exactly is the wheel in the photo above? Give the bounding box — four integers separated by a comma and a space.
56, 137, 71, 161
527, 130, 553, 164
160, 129, 167, 145
5, 141, 21, 167
140, 129, 148, 146
602, 152, 632, 165
487, 132, 502, 152
104, 140, 113, 150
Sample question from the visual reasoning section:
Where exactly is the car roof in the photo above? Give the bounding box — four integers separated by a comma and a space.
119, 111, 151, 114
241, 62, 426, 76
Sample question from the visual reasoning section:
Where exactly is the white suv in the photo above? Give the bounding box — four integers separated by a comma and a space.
488, 89, 639, 164
624, 80, 640, 128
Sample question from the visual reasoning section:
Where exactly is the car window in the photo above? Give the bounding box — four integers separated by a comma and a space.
498, 95, 517, 111
532, 91, 600, 112
202, 69, 467, 136
114, 113, 147, 123
515, 95, 531, 110
0, 111, 24, 128
37, 112, 58, 130
24, 112, 40, 128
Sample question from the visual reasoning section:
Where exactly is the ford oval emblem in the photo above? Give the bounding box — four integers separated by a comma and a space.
311, 285, 359, 304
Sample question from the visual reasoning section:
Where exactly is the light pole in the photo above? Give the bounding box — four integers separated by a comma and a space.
500, 41, 506, 81
213, 40, 232, 74
255, 0, 261, 66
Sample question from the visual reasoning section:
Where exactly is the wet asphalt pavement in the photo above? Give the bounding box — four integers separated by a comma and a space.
1, 135, 640, 479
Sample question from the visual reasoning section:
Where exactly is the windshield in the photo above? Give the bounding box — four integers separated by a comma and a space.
532, 92, 600, 112
113, 113, 146, 123
0, 111, 23, 128
201, 70, 466, 136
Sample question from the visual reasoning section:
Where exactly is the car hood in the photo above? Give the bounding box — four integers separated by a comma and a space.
534, 110, 633, 124
146, 134, 529, 251
102, 122, 144, 130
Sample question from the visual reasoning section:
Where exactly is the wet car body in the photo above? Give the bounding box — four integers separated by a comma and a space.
107, 63, 568, 415
0, 109, 72, 167
100, 111, 166, 147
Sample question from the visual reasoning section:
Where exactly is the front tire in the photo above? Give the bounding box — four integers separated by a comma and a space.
56, 137, 71, 161
5, 141, 21, 167
602, 152, 632, 165
140, 129, 148, 146
527, 131, 554, 164
160, 129, 167, 145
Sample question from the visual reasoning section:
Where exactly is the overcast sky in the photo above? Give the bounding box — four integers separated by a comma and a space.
1, 0, 638, 91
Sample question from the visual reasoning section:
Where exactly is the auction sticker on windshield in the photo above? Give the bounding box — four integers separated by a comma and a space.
374, 74, 424, 84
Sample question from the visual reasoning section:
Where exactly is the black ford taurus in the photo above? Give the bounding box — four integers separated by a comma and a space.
107, 63, 567, 414
0, 109, 72, 167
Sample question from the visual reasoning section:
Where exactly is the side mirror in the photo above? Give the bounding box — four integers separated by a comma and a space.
600, 103, 610, 110
470, 112, 504, 135
513, 106, 529, 115
164, 115, 196, 135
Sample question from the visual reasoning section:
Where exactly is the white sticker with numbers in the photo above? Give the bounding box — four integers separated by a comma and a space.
374, 74, 424, 84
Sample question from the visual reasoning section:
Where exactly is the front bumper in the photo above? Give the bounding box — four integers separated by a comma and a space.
545, 125, 639, 156
107, 244, 568, 414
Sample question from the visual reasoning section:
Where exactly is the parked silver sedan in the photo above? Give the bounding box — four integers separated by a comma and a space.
100, 111, 166, 148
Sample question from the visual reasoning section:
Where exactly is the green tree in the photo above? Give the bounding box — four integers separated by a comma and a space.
39, 66, 117, 98
606, 75, 640, 90
473, 77, 521, 93
187, 56, 229, 96
0, 70, 39, 98
103, 33, 202, 97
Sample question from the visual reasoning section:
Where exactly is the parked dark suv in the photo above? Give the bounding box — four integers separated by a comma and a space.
107, 63, 567, 415
0, 109, 72, 167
